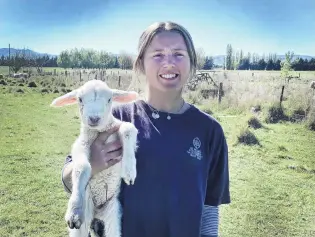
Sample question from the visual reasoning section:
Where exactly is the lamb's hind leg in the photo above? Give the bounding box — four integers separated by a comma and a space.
91, 197, 122, 237
118, 122, 138, 185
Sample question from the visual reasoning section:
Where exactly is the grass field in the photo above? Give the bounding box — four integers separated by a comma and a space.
0, 67, 315, 236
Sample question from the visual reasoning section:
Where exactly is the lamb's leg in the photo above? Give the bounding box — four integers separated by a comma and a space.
65, 141, 92, 229
91, 197, 122, 237
118, 122, 138, 185
68, 187, 94, 237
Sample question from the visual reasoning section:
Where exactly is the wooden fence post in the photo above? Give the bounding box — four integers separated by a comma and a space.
118, 76, 121, 87
218, 82, 223, 104
280, 85, 285, 107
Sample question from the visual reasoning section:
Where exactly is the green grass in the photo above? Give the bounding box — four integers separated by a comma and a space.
0, 92, 79, 236
1, 89, 315, 236
216, 114, 315, 237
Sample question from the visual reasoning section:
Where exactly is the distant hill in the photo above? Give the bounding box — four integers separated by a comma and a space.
0, 48, 57, 58
0, 48, 314, 67
212, 54, 315, 66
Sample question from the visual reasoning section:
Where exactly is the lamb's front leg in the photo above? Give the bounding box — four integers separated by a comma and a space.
65, 141, 92, 229
68, 188, 94, 237
118, 122, 138, 185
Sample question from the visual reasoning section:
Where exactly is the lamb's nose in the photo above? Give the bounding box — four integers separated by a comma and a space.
89, 116, 100, 125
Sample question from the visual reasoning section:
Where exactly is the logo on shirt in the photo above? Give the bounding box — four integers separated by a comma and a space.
187, 137, 203, 160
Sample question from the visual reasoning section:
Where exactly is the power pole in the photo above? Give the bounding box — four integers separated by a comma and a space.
8, 43, 11, 75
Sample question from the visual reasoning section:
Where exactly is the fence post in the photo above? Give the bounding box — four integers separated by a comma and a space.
280, 85, 285, 107
218, 82, 223, 104
118, 76, 121, 87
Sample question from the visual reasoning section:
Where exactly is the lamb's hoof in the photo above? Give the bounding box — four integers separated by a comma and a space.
65, 208, 83, 229
90, 218, 105, 237
121, 161, 137, 185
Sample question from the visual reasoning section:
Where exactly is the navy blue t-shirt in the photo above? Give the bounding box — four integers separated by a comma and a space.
112, 100, 230, 237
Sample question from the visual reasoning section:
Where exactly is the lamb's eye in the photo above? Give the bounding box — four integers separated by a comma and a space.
78, 97, 82, 103
108, 98, 111, 103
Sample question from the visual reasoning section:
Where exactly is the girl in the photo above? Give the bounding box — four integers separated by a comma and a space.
62, 21, 230, 237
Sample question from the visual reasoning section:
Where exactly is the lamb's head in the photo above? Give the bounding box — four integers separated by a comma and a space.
50, 80, 138, 129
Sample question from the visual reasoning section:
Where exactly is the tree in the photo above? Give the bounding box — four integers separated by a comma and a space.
258, 58, 267, 70
281, 51, 294, 78
238, 57, 250, 70
266, 58, 274, 70
57, 50, 72, 69
118, 51, 133, 70
196, 48, 206, 70
203, 56, 214, 70
8, 50, 28, 73
225, 44, 233, 70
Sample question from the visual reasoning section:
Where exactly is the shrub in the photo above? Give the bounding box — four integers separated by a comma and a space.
0, 80, 7, 85
28, 81, 37, 87
16, 88, 24, 93
236, 126, 260, 145
289, 107, 307, 123
247, 116, 262, 129
265, 104, 288, 123
60, 88, 67, 93
41, 88, 50, 93
251, 105, 261, 113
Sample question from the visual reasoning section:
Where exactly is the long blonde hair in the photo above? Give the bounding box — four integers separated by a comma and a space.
128, 21, 197, 96
134, 21, 197, 77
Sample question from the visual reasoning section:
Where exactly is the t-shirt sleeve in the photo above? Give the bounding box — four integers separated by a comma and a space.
112, 103, 129, 121
204, 125, 231, 206
112, 105, 122, 120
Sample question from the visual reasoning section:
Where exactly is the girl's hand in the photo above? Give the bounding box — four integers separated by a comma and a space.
90, 125, 122, 176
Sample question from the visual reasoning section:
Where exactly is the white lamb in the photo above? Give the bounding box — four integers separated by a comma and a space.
50, 79, 139, 237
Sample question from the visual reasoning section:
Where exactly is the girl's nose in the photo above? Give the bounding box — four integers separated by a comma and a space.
163, 64, 175, 69
163, 54, 175, 67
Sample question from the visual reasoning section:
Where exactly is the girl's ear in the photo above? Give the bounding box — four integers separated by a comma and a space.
50, 90, 78, 107
112, 89, 139, 103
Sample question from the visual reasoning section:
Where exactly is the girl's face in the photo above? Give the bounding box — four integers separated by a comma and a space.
142, 31, 191, 93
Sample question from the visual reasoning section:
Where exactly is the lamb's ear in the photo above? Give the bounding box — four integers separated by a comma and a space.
50, 90, 78, 107
112, 89, 139, 103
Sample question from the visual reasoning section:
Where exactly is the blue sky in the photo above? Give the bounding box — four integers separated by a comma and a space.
1, 0, 315, 56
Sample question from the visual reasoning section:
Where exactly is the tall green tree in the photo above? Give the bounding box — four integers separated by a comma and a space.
281, 51, 294, 78
225, 44, 233, 70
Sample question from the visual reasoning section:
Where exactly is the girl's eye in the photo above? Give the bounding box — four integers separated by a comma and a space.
153, 54, 163, 58
175, 53, 184, 57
